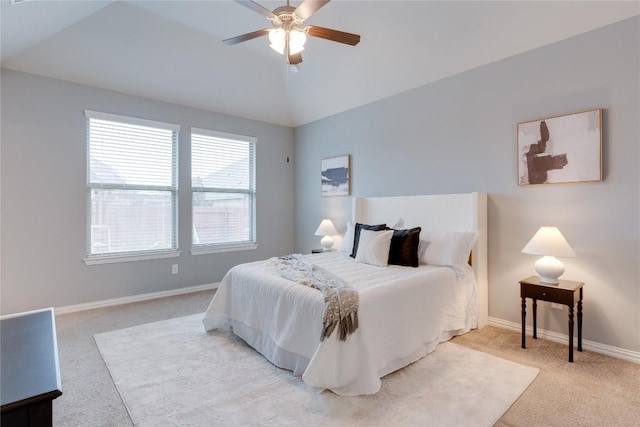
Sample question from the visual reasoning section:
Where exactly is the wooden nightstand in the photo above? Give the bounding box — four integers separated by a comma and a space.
520, 275, 584, 362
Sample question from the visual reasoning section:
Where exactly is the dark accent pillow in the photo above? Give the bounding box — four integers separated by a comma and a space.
388, 227, 422, 267
350, 223, 387, 258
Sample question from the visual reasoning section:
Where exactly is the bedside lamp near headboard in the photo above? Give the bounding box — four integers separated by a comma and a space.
315, 219, 338, 252
522, 226, 576, 284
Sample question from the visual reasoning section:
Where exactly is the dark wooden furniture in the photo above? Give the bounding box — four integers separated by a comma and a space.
1, 308, 62, 427
520, 275, 584, 362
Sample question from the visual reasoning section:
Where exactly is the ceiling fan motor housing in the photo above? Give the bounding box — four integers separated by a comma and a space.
272, 5, 305, 31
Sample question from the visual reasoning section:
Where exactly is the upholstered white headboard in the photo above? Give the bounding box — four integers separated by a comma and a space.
352, 192, 488, 328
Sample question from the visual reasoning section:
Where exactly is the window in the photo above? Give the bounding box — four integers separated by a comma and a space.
191, 128, 256, 253
85, 110, 179, 264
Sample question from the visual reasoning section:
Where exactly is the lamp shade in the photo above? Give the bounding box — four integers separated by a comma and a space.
521, 227, 576, 257
314, 219, 338, 237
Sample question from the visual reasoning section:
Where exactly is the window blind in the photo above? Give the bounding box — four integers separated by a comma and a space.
85, 110, 179, 257
191, 128, 256, 248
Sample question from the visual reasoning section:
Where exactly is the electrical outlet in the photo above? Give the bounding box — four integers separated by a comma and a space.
551, 303, 563, 310
172, 264, 178, 274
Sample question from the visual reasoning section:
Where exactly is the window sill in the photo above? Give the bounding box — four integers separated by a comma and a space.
83, 250, 181, 265
191, 243, 258, 256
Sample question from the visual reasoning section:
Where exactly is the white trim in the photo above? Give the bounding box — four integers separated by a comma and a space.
84, 109, 181, 131
191, 243, 258, 255
191, 127, 257, 143
54, 283, 219, 316
83, 250, 182, 265
489, 316, 640, 364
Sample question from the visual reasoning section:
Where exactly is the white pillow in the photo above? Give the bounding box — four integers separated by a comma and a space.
338, 222, 356, 254
355, 229, 394, 267
419, 230, 479, 267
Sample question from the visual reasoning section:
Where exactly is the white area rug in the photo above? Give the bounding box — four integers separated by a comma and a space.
95, 314, 539, 427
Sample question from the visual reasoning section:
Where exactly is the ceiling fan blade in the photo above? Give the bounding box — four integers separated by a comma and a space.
222, 28, 270, 45
234, 0, 276, 19
307, 25, 361, 46
294, 0, 330, 20
288, 52, 303, 65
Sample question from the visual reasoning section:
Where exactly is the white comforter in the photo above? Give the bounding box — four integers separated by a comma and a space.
202, 252, 478, 395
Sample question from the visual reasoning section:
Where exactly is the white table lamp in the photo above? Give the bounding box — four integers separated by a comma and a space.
314, 219, 338, 251
522, 226, 576, 284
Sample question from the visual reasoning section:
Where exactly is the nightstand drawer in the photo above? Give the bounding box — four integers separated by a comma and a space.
521, 284, 572, 305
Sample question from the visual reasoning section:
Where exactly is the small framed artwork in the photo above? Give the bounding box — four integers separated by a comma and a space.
517, 109, 602, 185
321, 155, 350, 196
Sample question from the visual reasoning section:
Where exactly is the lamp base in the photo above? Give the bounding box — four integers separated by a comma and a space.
320, 235, 334, 251
535, 256, 565, 284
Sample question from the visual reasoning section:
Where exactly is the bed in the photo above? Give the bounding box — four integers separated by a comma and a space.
203, 192, 488, 396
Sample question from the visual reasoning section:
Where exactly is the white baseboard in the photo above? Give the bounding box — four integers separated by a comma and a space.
489, 316, 640, 364
54, 283, 219, 316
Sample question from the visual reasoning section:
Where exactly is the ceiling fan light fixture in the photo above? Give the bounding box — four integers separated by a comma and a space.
269, 28, 286, 54
268, 27, 306, 56
288, 29, 307, 55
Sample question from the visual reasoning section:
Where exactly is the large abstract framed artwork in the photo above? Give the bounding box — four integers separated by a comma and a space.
517, 109, 602, 185
321, 155, 350, 196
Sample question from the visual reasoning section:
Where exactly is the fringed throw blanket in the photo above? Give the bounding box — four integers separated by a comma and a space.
266, 254, 359, 341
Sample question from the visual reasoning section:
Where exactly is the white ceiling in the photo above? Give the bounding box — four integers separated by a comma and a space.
1, 1, 638, 127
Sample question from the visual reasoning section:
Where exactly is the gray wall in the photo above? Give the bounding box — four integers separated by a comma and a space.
294, 17, 639, 353
1, 69, 295, 314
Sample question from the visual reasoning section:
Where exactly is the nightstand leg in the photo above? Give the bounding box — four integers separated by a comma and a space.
568, 306, 575, 363
532, 299, 537, 339
577, 297, 583, 352
521, 297, 526, 349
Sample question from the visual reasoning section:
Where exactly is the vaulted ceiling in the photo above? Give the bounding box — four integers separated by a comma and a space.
2, 1, 638, 126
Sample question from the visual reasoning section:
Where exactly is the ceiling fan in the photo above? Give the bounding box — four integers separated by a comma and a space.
223, 0, 361, 66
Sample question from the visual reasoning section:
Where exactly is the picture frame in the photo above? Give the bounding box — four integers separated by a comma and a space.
517, 109, 602, 185
321, 155, 350, 196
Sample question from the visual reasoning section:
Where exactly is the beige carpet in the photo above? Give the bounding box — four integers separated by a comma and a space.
95, 314, 539, 427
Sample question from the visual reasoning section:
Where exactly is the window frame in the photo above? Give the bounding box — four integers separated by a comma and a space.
190, 127, 257, 255
83, 110, 181, 265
